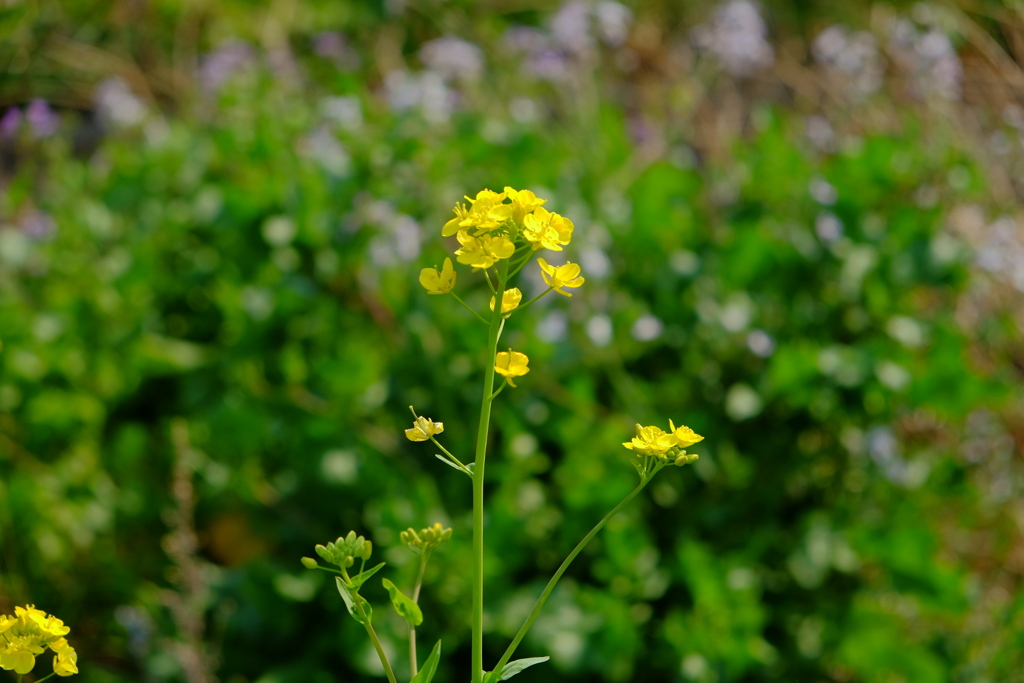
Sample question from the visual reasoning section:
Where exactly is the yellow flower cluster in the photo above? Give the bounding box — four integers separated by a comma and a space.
0, 605, 78, 677
623, 420, 704, 467
442, 187, 575, 269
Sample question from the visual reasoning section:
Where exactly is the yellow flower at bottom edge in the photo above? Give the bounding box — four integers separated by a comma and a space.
494, 350, 530, 387
405, 416, 444, 442
537, 258, 585, 296
419, 257, 457, 294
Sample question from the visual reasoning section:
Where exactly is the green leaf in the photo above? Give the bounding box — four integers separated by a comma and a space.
495, 657, 550, 681
335, 577, 372, 624
350, 561, 386, 589
434, 453, 472, 476
409, 640, 441, 683
382, 577, 423, 627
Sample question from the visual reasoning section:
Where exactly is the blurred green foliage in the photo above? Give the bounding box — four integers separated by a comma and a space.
2, 1, 1023, 682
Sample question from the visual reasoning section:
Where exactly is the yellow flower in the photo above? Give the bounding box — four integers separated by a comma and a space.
504, 187, 547, 222
494, 350, 530, 387
522, 207, 574, 251
51, 639, 78, 677
0, 605, 77, 677
489, 288, 522, 316
455, 232, 515, 269
405, 416, 444, 442
419, 257, 457, 294
622, 424, 675, 457
537, 258, 585, 296
442, 189, 510, 236
669, 420, 704, 448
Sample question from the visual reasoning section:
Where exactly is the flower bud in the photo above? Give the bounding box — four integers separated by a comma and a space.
301, 557, 319, 569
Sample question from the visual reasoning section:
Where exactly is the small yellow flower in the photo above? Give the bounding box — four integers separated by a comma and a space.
669, 420, 704, 448
494, 350, 530, 387
523, 207, 574, 251
405, 416, 444, 442
419, 257, 457, 294
489, 288, 523, 316
537, 258, 585, 296
504, 187, 547, 222
455, 232, 515, 269
622, 424, 675, 457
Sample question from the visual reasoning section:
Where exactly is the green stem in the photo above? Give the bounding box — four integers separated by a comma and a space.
490, 477, 652, 677
363, 621, 399, 683
488, 380, 508, 402
32, 674, 55, 683
472, 259, 509, 683
450, 292, 490, 324
429, 435, 470, 471
517, 287, 554, 311
409, 551, 430, 677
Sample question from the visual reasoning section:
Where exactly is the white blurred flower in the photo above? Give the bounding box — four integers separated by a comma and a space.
420, 36, 484, 82
94, 77, 147, 128
692, 0, 774, 76
383, 70, 455, 124
813, 25, 883, 100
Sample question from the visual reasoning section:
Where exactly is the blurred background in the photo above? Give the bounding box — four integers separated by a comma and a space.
1, 0, 1023, 681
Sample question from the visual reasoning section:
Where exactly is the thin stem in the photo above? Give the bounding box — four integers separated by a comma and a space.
429, 436, 470, 470
409, 552, 429, 678
490, 477, 652, 677
488, 380, 508, 402
517, 287, 554, 311
472, 258, 509, 683
32, 674, 56, 683
506, 250, 535, 280
450, 292, 489, 324
363, 621, 399, 683
343, 568, 399, 683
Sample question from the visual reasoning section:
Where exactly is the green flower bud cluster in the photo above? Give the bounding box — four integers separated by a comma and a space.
400, 523, 452, 554
314, 530, 373, 569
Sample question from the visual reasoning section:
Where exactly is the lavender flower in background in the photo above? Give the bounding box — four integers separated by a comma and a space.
0, 108, 21, 138
26, 99, 60, 138
198, 40, 255, 95
692, 0, 775, 77
550, 1, 594, 55
94, 77, 148, 128
312, 31, 361, 70
419, 36, 484, 83
382, 70, 455, 124
887, 16, 963, 100
501, 26, 572, 82
21, 210, 57, 240
813, 26, 883, 101
320, 96, 363, 131
594, 1, 633, 47
976, 216, 1024, 293
298, 126, 351, 176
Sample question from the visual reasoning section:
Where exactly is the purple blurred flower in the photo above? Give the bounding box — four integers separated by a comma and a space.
26, 99, 60, 138
21, 210, 57, 240
94, 77, 147, 128
199, 41, 255, 94
0, 108, 21, 138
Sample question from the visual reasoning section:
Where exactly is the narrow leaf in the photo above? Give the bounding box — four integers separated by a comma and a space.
434, 453, 472, 476
409, 640, 441, 683
350, 561, 386, 589
498, 657, 550, 680
382, 578, 423, 627
335, 577, 372, 624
